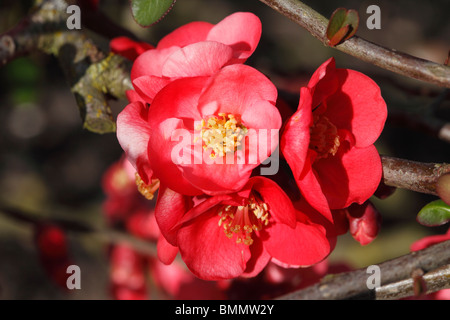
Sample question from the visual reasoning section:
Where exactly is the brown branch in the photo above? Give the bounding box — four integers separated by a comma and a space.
0, 203, 157, 257
0, 0, 133, 134
376, 264, 450, 300
276, 239, 450, 300
258, 0, 450, 88
381, 156, 450, 196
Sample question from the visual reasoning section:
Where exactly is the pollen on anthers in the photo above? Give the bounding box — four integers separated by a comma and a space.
195, 113, 248, 159
217, 193, 270, 246
135, 173, 160, 200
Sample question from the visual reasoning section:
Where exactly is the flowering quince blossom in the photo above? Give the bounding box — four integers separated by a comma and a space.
155, 176, 336, 280
281, 57, 387, 218
116, 12, 266, 197
102, 157, 226, 299
128, 11, 262, 104
119, 64, 281, 196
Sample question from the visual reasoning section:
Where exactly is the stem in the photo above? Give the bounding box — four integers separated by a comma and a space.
381, 156, 450, 195
258, 0, 450, 88
276, 239, 450, 300
0, 203, 157, 257
0, 0, 133, 134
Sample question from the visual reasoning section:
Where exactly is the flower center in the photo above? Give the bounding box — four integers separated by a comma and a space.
217, 193, 269, 246
135, 173, 160, 200
196, 113, 247, 159
309, 113, 340, 160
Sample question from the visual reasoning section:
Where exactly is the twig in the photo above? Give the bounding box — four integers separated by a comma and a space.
0, 203, 158, 257
276, 239, 450, 299
0, 0, 133, 134
258, 0, 450, 88
376, 264, 450, 300
381, 156, 450, 195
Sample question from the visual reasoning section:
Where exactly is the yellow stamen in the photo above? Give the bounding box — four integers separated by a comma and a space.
309, 114, 340, 160
135, 173, 160, 200
217, 193, 270, 246
196, 113, 247, 159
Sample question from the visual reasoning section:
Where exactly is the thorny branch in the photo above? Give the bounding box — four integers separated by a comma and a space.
258, 0, 450, 88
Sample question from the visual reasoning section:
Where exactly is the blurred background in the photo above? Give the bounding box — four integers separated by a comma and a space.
0, 0, 449, 299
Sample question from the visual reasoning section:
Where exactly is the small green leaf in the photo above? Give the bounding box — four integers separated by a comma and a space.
326, 8, 359, 46
417, 199, 450, 226
130, 0, 176, 27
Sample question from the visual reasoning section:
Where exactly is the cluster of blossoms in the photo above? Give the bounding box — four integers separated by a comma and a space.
111, 12, 388, 281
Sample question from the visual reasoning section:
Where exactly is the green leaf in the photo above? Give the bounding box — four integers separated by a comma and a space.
130, 0, 176, 27
417, 199, 450, 226
326, 8, 359, 46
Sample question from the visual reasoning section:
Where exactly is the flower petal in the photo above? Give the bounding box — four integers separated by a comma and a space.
324, 68, 387, 148
162, 41, 234, 78
132, 75, 172, 104
307, 57, 340, 108
248, 176, 297, 228
314, 144, 383, 209
157, 21, 214, 50
198, 64, 278, 119
280, 87, 313, 185
177, 211, 251, 280
206, 12, 261, 62
241, 237, 271, 278
263, 212, 332, 267
157, 234, 179, 265
297, 154, 333, 220
130, 46, 179, 80
154, 186, 192, 246
110, 36, 153, 61
116, 101, 153, 183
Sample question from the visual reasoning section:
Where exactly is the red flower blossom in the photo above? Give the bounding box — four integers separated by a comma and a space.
101, 156, 159, 222
118, 64, 281, 196
155, 176, 336, 280
110, 244, 148, 300
129, 12, 261, 104
281, 57, 387, 218
34, 224, 74, 290
116, 13, 264, 194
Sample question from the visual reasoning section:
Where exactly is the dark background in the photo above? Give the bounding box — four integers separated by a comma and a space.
0, 0, 448, 299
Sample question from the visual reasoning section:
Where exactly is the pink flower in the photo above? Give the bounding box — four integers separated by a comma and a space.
129, 12, 261, 104
110, 244, 148, 300
155, 176, 336, 280
34, 224, 74, 290
101, 156, 159, 222
150, 258, 227, 300
281, 57, 387, 218
116, 13, 267, 195
118, 64, 281, 196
